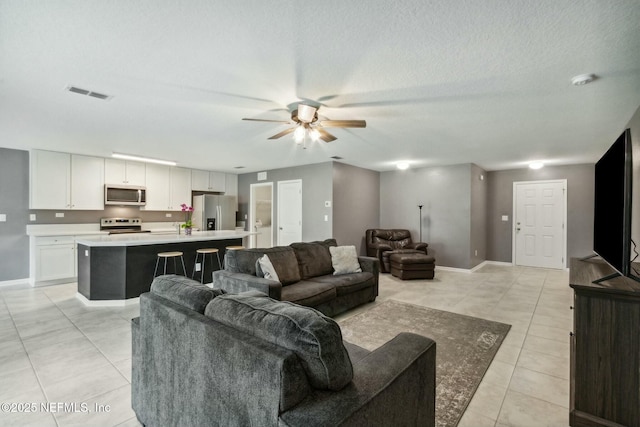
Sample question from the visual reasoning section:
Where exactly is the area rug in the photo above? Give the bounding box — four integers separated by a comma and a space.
338, 300, 511, 427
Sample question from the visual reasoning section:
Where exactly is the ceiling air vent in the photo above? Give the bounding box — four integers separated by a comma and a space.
65, 85, 112, 101
330, 156, 343, 160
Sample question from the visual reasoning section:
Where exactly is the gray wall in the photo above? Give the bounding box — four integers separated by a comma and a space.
238, 162, 334, 244
0, 148, 30, 281
486, 164, 595, 266
470, 164, 488, 268
380, 164, 473, 269
332, 162, 380, 254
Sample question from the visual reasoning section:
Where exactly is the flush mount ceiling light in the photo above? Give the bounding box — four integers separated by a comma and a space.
397, 162, 410, 170
571, 74, 597, 86
112, 153, 176, 166
529, 161, 544, 170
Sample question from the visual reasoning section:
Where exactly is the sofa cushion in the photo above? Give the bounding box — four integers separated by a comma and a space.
204, 291, 353, 391
329, 245, 362, 275
280, 280, 337, 307
290, 239, 337, 279
308, 272, 374, 297
151, 274, 225, 314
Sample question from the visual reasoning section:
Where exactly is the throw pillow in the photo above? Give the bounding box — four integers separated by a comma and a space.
257, 254, 280, 282
329, 245, 362, 275
205, 291, 353, 391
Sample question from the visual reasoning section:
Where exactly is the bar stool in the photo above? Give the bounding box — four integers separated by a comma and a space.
224, 246, 245, 268
154, 251, 187, 278
192, 248, 222, 284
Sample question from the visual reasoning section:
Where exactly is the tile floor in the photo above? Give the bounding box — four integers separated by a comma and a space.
0, 264, 571, 426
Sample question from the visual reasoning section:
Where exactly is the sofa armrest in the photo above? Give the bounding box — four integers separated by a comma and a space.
407, 242, 428, 253
212, 270, 282, 300
280, 332, 436, 427
358, 256, 379, 298
357, 256, 379, 275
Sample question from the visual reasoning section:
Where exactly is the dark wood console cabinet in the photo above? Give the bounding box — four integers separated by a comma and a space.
570, 258, 640, 427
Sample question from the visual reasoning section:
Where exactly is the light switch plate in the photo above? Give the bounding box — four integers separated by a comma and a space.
0, 214, 6, 222
55, 212, 64, 218
501, 215, 509, 221
30, 214, 36, 221
324, 215, 328, 221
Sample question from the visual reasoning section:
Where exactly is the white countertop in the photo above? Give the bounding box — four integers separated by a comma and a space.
76, 230, 256, 247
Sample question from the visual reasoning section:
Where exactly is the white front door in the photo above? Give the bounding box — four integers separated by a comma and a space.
513, 180, 566, 269
277, 179, 302, 246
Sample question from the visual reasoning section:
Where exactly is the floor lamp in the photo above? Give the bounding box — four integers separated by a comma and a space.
418, 205, 423, 242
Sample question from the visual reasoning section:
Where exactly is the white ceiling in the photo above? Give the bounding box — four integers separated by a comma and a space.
1, 0, 639, 173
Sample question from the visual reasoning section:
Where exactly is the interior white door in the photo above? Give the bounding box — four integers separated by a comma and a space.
250, 183, 273, 248
277, 180, 302, 246
514, 180, 566, 269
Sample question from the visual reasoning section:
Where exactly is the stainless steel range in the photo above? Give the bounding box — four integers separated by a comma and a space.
100, 217, 150, 234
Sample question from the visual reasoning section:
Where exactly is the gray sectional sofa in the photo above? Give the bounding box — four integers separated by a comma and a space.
212, 239, 379, 317
132, 275, 436, 427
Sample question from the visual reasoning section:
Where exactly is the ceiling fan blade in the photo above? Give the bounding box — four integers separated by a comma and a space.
318, 120, 367, 128
268, 127, 296, 139
316, 128, 337, 142
242, 118, 291, 124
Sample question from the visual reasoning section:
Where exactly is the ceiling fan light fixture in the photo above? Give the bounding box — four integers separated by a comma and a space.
297, 104, 317, 123
293, 125, 306, 143
309, 128, 320, 142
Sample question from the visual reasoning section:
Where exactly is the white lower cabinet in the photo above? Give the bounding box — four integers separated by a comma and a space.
33, 236, 75, 283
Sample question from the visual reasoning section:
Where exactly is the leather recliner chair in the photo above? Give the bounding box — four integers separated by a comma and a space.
365, 229, 428, 273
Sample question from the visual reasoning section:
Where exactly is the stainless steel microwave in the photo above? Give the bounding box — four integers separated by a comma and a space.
104, 185, 146, 206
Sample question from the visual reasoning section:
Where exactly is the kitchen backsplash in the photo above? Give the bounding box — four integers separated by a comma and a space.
29, 206, 184, 224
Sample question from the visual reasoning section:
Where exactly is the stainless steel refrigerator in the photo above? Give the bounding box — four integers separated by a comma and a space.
192, 195, 237, 231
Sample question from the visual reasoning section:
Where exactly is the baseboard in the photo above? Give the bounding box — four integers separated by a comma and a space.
76, 293, 139, 307
437, 266, 474, 273
437, 260, 514, 274
0, 278, 30, 287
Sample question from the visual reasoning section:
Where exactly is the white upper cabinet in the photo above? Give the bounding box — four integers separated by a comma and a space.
70, 155, 105, 210
191, 169, 226, 192
144, 165, 192, 211
170, 167, 192, 210
30, 150, 71, 209
30, 150, 104, 210
143, 164, 171, 211
105, 159, 146, 186
225, 173, 238, 197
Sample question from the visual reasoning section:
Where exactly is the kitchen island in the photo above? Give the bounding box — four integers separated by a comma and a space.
76, 230, 254, 304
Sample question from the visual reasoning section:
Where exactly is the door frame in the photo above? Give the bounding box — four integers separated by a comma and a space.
249, 182, 273, 248
277, 179, 302, 246
512, 179, 567, 269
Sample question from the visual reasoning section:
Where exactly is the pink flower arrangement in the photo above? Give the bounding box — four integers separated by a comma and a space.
180, 203, 194, 228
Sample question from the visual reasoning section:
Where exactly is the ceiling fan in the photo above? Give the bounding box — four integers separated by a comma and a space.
242, 103, 366, 144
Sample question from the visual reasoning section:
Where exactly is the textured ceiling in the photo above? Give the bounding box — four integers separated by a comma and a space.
1, 0, 639, 173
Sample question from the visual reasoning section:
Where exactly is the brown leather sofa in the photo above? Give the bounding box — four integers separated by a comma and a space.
365, 229, 428, 273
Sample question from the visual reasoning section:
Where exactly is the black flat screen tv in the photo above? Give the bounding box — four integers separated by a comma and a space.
593, 128, 638, 283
